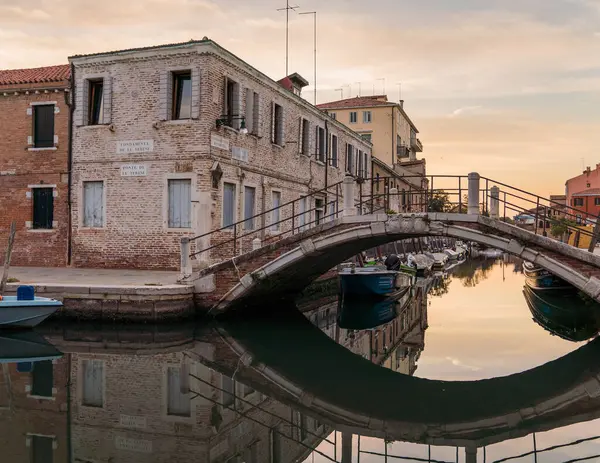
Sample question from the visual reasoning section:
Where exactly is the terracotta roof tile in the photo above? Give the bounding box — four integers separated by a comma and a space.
317, 95, 393, 110
0, 64, 70, 86
573, 188, 600, 196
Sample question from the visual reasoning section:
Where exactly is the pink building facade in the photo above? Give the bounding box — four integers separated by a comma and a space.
566, 165, 600, 210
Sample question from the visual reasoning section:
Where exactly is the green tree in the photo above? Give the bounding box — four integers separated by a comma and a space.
550, 217, 576, 241
428, 191, 453, 212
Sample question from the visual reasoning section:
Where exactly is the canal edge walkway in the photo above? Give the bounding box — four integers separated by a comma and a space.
5, 267, 195, 321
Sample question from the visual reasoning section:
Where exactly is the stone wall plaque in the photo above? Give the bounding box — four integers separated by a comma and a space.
120, 164, 147, 177
117, 140, 154, 154
211, 134, 230, 151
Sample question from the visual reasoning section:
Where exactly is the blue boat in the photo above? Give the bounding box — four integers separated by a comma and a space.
339, 267, 413, 297
338, 287, 413, 330
522, 262, 575, 292
0, 286, 62, 328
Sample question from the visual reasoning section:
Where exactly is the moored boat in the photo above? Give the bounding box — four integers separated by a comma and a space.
339, 266, 413, 297
425, 252, 449, 271
0, 286, 62, 328
407, 254, 434, 276
522, 262, 575, 292
444, 248, 460, 261
338, 287, 413, 330
0, 330, 63, 364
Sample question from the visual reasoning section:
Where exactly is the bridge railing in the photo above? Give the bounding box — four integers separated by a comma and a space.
179, 172, 600, 278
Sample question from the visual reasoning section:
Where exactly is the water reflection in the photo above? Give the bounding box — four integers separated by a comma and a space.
2, 255, 600, 461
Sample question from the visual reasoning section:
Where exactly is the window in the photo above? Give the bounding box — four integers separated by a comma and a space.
595, 198, 600, 206
330, 112, 337, 120
167, 366, 191, 417
223, 183, 237, 229
330, 135, 338, 167
298, 196, 309, 231
82, 359, 104, 407
172, 72, 192, 120
83, 181, 104, 228
363, 151, 369, 178
360, 133, 372, 143
31, 435, 54, 463
316, 126, 325, 162
33, 105, 54, 148
224, 78, 241, 128
168, 179, 192, 228
245, 89, 260, 134
315, 198, 324, 225
574, 198, 584, 207
243, 186, 256, 230
271, 103, 284, 145
363, 111, 372, 123
31, 360, 53, 397
358, 150, 364, 179
88, 79, 104, 125
346, 144, 354, 174
270, 428, 282, 463
329, 200, 336, 222
349, 112, 357, 123
300, 118, 310, 155
271, 191, 281, 232
222, 375, 235, 408
32, 188, 54, 230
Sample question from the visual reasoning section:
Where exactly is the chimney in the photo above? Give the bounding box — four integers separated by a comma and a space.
399, 100, 404, 109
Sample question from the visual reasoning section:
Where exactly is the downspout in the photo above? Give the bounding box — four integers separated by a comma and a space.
391, 106, 395, 167
66, 63, 75, 266
324, 119, 329, 212
66, 354, 72, 463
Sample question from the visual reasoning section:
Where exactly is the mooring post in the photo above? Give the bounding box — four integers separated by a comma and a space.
468, 172, 481, 215
252, 237, 262, 251
179, 237, 192, 280
343, 175, 357, 216
0, 221, 16, 293
490, 186, 500, 219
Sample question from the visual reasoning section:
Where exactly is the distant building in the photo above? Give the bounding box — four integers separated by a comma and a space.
566, 165, 600, 207
568, 189, 600, 224
371, 157, 428, 213
69, 39, 371, 270
0, 65, 70, 266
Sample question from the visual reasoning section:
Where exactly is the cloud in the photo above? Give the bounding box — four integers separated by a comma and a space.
450, 106, 483, 117
445, 357, 481, 372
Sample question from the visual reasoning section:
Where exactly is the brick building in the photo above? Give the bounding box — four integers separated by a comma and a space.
69, 39, 371, 270
0, 65, 70, 266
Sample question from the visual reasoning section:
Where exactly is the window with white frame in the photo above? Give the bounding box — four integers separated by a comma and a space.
82, 359, 104, 407
223, 182, 237, 229
349, 112, 357, 124
329, 200, 336, 222
271, 103, 284, 145
330, 134, 338, 167
168, 179, 192, 228
30, 435, 54, 463
243, 186, 256, 230
315, 198, 324, 225
346, 144, 354, 174
271, 191, 281, 232
299, 118, 310, 155
167, 366, 191, 417
224, 77, 241, 129
83, 181, 104, 228
298, 196, 309, 231
363, 111, 372, 123
32, 187, 54, 230
88, 79, 104, 125
33, 104, 55, 148
172, 71, 192, 120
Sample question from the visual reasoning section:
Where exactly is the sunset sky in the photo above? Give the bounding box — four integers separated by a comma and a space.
2, 0, 599, 195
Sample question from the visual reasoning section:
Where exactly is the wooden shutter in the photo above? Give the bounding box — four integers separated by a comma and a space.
82, 359, 104, 407
167, 367, 191, 416
270, 102, 276, 143
278, 105, 285, 146
191, 67, 200, 119
223, 183, 236, 228
31, 360, 53, 397
159, 71, 171, 121
32, 188, 54, 229
103, 75, 112, 124
245, 89, 255, 134
33, 105, 54, 148
76, 78, 88, 126
83, 181, 104, 228
31, 436, 54, 463
168, 179, 191, 228
297, 117, 303, 154
234, 83, 243, 129
253, 92, 261, 136
243, 186, 256, 230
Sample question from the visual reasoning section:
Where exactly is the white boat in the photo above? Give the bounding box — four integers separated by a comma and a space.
425, 252, 449, 270
407, 253, 434, 275
0, 286, 62, 328
444, 248, 460, 261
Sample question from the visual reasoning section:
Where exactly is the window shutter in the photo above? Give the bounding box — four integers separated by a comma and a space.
223, 76, 229, 118
298, 117, 303, 154
245, 89, 254, 134
270, 102, 276, 143
279, 107, 285, 146
159, 71, 169, 121
315, 126, 320, 160
103, 75, 112, 124
234, 84, 243, 129
191, 67, 200, 119
253, 93, 261, 137
75, 79, 87, 126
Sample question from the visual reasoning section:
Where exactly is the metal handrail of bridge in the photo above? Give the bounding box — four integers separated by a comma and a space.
185, 173, 600, 265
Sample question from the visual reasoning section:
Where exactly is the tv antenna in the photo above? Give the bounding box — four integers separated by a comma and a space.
277, 1, 299, 77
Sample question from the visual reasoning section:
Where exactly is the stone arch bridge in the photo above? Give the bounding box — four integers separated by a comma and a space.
184, 211, 600, 313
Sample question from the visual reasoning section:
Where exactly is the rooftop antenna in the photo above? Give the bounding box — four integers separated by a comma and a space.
355, 82, 362, 97
376, 78, 386, 95
277, 0, 299, 77
335, 88, 344, 99
299, 11, 317, 105
397, 82, 402, 102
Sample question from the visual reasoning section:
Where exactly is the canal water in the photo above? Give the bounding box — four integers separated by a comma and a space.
2, 253, 599, 462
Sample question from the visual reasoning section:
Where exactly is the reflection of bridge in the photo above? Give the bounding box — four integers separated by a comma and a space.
188, 310, 600, 461
179, 173, 600, 313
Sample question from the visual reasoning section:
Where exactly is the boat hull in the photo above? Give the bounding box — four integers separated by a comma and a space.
339, 269, 412, 297
0, 331, 63, 363
523, 262, 574, 292
0, 296, 62, 328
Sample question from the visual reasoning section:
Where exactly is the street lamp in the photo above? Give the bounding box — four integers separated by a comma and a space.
215, 115, 248, 134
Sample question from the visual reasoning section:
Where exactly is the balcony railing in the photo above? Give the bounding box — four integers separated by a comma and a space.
410, 137, 423, 152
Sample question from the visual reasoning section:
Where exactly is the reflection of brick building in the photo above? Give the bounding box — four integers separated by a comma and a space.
0, 65, 71, 266
0, 355, 70, 462
69, 346, 328, 462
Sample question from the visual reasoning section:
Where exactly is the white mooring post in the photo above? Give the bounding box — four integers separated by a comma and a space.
343, 175, 357, 217
490, 186, 500, 219
252, 237, 262, 251
180, 237, 192, 279
468, 172, 481, 215
389, 187, 400, 214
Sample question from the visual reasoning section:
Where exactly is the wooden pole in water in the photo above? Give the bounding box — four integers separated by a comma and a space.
1, 221, 17, 294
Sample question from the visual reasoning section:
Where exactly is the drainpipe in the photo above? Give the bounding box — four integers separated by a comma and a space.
324, 119, 329, 212
391, 106, 395, 167
66, 64, 75, 266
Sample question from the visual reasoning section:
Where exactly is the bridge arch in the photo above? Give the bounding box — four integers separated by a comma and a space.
212, 213, 600, 313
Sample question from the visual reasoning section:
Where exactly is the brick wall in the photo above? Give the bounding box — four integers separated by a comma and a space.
0, 86, 70, 266
70, 41, 371, 270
